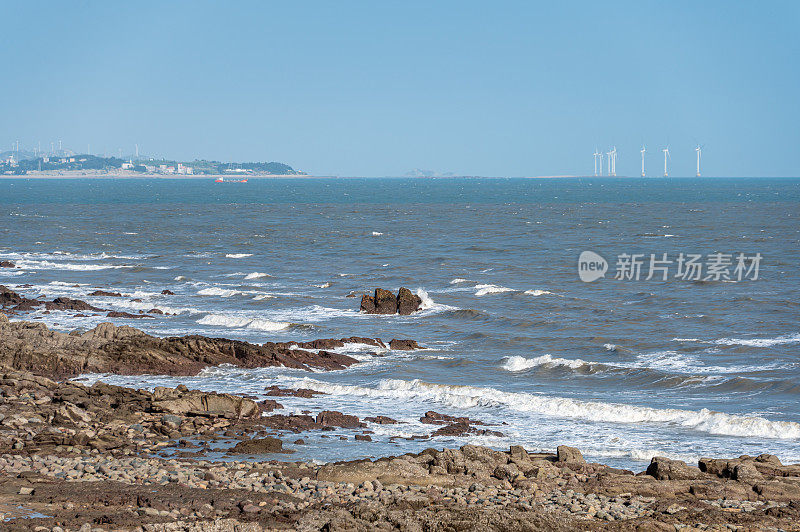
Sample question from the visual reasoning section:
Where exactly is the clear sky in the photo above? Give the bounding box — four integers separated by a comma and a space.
2, 1, 798, 177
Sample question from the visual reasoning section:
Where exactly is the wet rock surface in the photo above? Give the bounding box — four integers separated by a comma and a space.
360, 287, 423, 315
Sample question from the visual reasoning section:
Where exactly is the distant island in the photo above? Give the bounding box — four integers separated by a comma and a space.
0, 151, 303, 177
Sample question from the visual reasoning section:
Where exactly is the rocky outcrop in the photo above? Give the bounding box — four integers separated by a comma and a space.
360, 287, 422, 315
646, 456, 703, 480
229, 437, 288, 454
0, 260, 15, 268
150, 386, 259, 419
389, 338, 421, 350
316, 410, 366, 428
89, 290, 123, 297
0, 316, 365, 379
265, 385, 326, 398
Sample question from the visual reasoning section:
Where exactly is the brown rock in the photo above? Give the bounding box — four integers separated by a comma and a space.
397, 287, 423, 315
161, 289, 175, 295
364, 415, 399, 424
107, 311, 150, 319
556, 445, 586, 464
0, 261, 16, 268
229, 437, 286, 454
389, 339, 421, 350
355, 434, 372, 442
646, 456, 703, 480
89, 290, 122, 297
151, 388, 259, 419
316, 410, 366, 428
373, 288, 398, 314
265, 385, 325, 398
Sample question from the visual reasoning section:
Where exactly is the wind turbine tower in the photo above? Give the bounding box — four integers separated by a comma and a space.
662, 147, 670, 177
593, 148, 600, 176
606, 149, 613, 175
640, 146, 646, 177
611, 147, 617, 176
599, 152, 604, 176
695, 146, 702, 177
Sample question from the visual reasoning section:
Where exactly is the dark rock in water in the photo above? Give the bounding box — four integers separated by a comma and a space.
260, 414, 321, 432
364, 415, 399, 424
355, 434, 372, 442
431, 422, 504, 438
0, 261, 16, 268
420, 411, 483, 426
259, 399, 283, 412
317, 410, 366, 428
89, 290, 122, 297
107, 311, 150, 319
229, 437, 287, 454
360, 287, 422, 315
265, 385, 325, 398
389, 339, 421, 350
1, 285, 25, 307
148, 308, 164, 315
374, 288, 398, 314
46, 297, 103, 312
161, 289, 175, 295
397, 287, 423, 315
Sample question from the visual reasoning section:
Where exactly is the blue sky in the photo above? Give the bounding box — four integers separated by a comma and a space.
1, 1, 798, 177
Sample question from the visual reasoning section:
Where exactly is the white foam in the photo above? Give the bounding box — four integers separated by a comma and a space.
244, 272, 272, 280
253, 294, 275, 300
475, 284, 514, 296
449, 278, 470, 284
314, 282, 331, 288
14, 259, 133, 271
604, 343, 617, 351
197, 287, 241, 297
371, 231, 383, 236
286, 378, 800, 440
714, 333, 800, 348
415, 288, 435, 310
523, 289, 552, 296
196, 313, 290, 331
225, 253, 253, 259
501, 355, 589, 371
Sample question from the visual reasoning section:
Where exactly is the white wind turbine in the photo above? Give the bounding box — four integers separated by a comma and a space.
606, 149, 613, 175
612, 146, 617, 176
695, 145, 702, 177
640, 145, 646, 177
662, 147, 670, 177
593, 148, 600, 176
599, 151, 604, 176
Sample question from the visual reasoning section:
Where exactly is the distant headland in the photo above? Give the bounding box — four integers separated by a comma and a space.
0, 150, 303, 177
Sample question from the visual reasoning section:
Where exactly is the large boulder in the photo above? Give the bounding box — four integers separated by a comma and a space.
151, 387, 259, 419
360, 287, 422, 315
397, 287, 423, 315
316, 410, 365, 428
556, 445, 586, 464
647, 456, 703, 480
229, 437, 286, 454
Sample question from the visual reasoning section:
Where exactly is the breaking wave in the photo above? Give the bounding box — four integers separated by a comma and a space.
197, 287, 241, 297
501, 355, 589, 371
244, 272, 272, 280
196, 313, 290, 331
475, 284, 515, 296
523, 289, 552, 296
225, 253, 253, 259
286, 378, 800, 440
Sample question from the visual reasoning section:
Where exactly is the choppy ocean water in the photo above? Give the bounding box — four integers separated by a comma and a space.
1, 177, 799, 469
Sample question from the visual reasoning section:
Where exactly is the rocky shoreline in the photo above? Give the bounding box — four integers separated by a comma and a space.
1, 309, 799, 530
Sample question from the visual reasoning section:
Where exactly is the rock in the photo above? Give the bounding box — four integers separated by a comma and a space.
0, 261, 16, 268
360, 287, 422, 315
389, 339, 421, 350
19, 486, 34, 495
556, 445, 586, 464
229, 437, 287, 454
45, 297, 103, 312
265, 385, 325, 398
732, 462, 763, 483
646, 456, 703, 480
316, 410, 365, 428
355, 434, 372, 442
431, 422, 503, 438
161, 289, 175, 295
396, 287, 423, 315
420, 411, 477, 425
152, 388, 259, 419
364, 416, 398, 424
107, 311, 150, 319
88, 290, 122, 297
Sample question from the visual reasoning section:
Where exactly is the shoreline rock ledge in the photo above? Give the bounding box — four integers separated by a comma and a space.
360, 287, 422, 315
